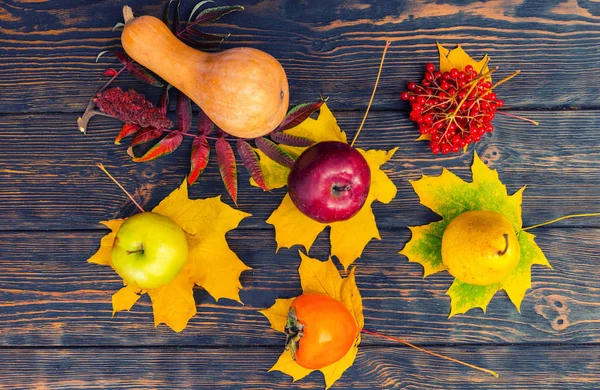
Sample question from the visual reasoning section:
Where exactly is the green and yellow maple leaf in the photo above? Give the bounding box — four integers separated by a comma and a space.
88, 180, 251, 332
260, 252, 363, 389
399, 152, 551, 316
257, 102, 398, 269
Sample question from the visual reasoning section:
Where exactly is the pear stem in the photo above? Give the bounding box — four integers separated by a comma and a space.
350, 40, 391, 148
361, 329, 498, 378
523, 213, 600, 231
498, 233, 509, 255
96, 163, 145, 213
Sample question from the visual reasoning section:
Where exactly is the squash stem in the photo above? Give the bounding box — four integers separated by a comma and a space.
361, 329, 499, 378
122, 5, 135, 24
350, 40, 391, 148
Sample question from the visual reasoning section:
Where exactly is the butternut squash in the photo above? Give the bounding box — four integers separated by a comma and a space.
120, 6, 289, 138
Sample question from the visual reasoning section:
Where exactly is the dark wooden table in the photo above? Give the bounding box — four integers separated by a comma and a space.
1, 1, 599, 388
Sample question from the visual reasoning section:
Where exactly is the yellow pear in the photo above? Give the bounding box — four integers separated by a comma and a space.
441, 210, 520, 285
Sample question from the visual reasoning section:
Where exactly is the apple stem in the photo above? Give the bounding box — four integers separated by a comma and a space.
126, 249, 144, 255
350, 40, 391, 148
498, 233, 509, 255
361, 329, 499, 378
96, 163, 146, 213
522, 212, 600, 231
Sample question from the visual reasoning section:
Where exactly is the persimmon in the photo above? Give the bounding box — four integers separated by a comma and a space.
286, 293, 358, 369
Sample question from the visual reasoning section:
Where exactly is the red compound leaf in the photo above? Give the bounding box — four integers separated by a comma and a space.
188, 136, 210, 186
197, 109, 214, 136
111, 51, 164, 88
255, 137, 295, 168
114, 123, 140, 145
130, 128, 163, 147
236, 140, 267, 191
131, 131, 184, 162
176, 91, 192, 133
274, 98, 325, 132
215, 138, 238, 204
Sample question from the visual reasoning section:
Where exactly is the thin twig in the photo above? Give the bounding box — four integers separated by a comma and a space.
351, 41, 391, 147
523, 213, 600, 231
496, 111, 539, 126
96, 163, 145, 213
361, 329, 499, 378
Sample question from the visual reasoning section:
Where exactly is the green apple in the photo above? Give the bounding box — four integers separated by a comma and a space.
112, 212, 188, 289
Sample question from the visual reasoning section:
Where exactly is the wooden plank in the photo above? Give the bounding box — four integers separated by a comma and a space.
0, 345, 597, 389
0, 111, 599, 230
0, 228, 598, 347
2, 1, 600, 112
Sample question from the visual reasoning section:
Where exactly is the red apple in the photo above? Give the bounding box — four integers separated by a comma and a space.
287, 141, 371, 223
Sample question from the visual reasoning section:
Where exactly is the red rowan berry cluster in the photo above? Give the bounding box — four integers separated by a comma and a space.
400, 63, 503, 154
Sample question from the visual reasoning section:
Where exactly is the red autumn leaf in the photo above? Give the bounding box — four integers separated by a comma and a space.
275, 99, 325, 132
112, 51, 164, 88
130, 128, 163, 147
114, 123, 140, 145
158, 86, 170, 115
255, 137, 295, 168
236, 140, 267, 191
216, 138, 238, 203
270, 132, 314, 147
188, 136, 210, 185
192, 5, 244, 24
162, 0, 173, 29
184, 27, 228, 42
131, 131, 184, 162
172, 0, 181, 35
197, 109, 214, 136
176, 91, 192, 133
103, 68, 119, 77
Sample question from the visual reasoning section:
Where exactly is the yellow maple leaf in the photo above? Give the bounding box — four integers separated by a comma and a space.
399, 152, 551, 317
260, 103, 397, 269
436, 42, 490, 76
260, 252, 363, 389
88, 180, 251, 332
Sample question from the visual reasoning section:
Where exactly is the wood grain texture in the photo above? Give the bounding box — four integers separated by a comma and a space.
2, 1, 600, 388
2, 0, 600, 112
0, 345, 598, 389
0, 228, 598, 347
1, 110, 599, 231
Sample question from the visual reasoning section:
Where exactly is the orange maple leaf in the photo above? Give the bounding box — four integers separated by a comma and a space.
88, 180, 251, 332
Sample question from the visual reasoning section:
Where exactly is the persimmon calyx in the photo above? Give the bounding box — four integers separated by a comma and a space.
284, 307, 305, 359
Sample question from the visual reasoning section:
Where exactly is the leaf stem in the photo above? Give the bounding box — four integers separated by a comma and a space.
351, 40, 391, 148
78, 65, 127, 134
522, 213, 600, 231
96, 163, 145, 213
361, 329, 499, 378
